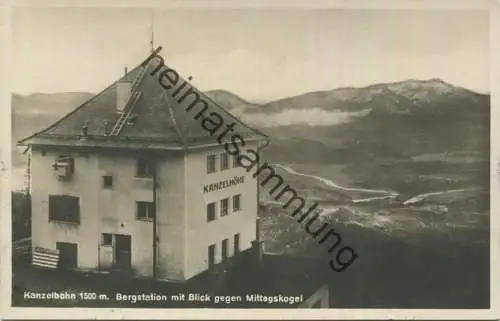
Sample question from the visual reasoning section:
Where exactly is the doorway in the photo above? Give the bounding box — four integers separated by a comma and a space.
56, 242, 77, 269
114, 234, 131, 269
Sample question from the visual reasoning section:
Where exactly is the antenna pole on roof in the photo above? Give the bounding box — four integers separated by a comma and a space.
150, 9, 155, 53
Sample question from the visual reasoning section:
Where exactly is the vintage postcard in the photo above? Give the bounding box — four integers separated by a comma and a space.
2, 0, 499, 319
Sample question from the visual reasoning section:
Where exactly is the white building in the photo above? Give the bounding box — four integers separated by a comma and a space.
16, 50, 333, 308
19, 55, 268, 282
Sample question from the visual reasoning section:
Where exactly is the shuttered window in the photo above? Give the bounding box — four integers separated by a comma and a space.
222, 238, 229, 259
207, 202, 216, 222
137, 158, 154, 177
233, 194, 241, 212
207, 154, 217, 174
234, 233, 240, 254
136, 201, 155, 220
220, 152, 229, 171
220, 198, 229, 217
208, 244, 216, 268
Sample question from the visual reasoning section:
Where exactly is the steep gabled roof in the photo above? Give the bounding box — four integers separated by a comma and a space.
19, 56, 267, 150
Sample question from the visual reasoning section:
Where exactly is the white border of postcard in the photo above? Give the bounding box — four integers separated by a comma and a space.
1, 0, 499, 319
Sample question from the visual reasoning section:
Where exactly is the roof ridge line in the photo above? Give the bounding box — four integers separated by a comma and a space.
17, 67, 146, 144
17, 70, 132, 145
136, 58, 268, 143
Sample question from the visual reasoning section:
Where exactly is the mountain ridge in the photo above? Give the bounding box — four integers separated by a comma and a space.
12, 77, 488, 112
258, 78, 489, 115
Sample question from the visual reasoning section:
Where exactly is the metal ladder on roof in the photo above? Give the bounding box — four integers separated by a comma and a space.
131, 67, 147, 93
109, 91, 142, 136
130, 60, 150, 93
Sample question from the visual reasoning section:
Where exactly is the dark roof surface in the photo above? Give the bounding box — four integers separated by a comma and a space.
19, 56, 267, 149
13, 250, 330, 308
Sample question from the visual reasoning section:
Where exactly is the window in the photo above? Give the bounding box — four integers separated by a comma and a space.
102, 233, 113, 246
222, 238, 229, 259
207, 154, 217, 174
233, 194, 241, 212
220, 152, 229, 171
136, 158, 154, 177
208, 244, 216, 268
136, 201, 155, 220
207, 202, 216, 222
102, 176, 113, 189
220, 198, 229, 217
234, 233, 240, 254
233, 155, 240, 168
49, 195, 80, 224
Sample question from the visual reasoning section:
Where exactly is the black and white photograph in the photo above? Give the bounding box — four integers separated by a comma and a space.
4, 0, 498, 316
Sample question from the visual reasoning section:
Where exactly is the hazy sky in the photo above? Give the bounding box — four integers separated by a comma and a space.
12, 7, 489, 100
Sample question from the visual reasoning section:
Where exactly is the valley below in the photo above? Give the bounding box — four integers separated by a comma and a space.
255, 158, 489, 308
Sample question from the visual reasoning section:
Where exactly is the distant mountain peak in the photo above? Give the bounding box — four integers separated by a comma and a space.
379, 77, 470, 102
388, 77, 454, 88
427, 77, 448, 84
204, 89, 260, 111
205, 89, 248, 103
205, 89, 237, 96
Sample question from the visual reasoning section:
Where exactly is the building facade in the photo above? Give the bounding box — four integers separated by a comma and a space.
30, 143, 260, 281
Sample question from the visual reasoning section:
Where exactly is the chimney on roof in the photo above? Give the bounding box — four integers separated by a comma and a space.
103, 121, 109, 135
80, 121, 89, 140
116, 67, 132, 113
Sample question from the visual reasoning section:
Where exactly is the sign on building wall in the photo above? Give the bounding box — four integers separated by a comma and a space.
203, 176, 245, 194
